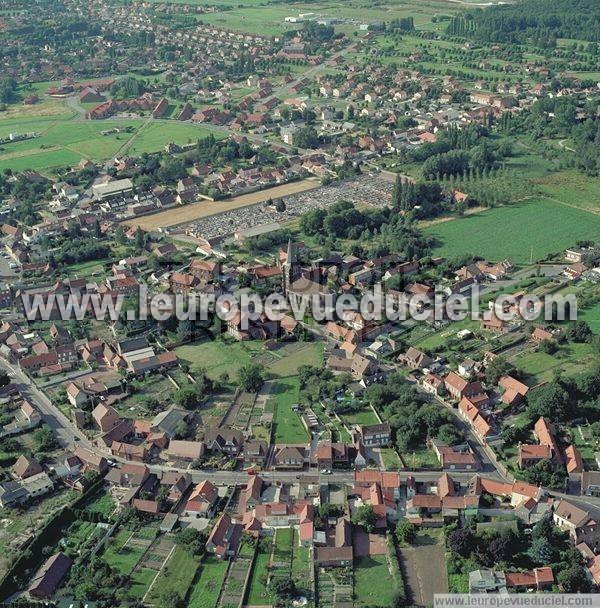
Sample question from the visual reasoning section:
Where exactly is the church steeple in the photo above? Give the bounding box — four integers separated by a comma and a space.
282, 239, 298, 296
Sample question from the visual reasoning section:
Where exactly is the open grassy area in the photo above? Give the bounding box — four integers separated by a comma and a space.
268, 342, 324, 378
0, 114, 222, 173
102, 523, 158, 575
535, 170, 600, 213
269, 376, 310, 444
80, 489, 116, 518
128, 567, 157, 600
354, 555, 396, 607
188, 555, 229, 608
510, 342, 597, 385
425, 198, 600, 264
146, 545, 200, 605
175, 339, 266, 380
245, 538, 273, 605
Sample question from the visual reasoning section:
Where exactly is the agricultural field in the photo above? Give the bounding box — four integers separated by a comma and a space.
535, 170, 600, 213
425, 198, 600, 264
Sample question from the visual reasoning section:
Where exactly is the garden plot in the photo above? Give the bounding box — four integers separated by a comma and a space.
316, 566, 352, 608
218, 556, 252, 608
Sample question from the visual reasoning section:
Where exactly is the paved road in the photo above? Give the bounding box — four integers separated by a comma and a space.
5, 356, 600, 517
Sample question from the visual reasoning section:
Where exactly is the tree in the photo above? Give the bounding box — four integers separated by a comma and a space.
526, 382, 571, 421
528, 537, 557, 565
447, 527, 474, 557
485, 356, 515, 385
174, 387, 200, 410
396, 520, 416, 545
352, 504, 377, 532
271, 576, 297, 601
567, 320, 592, 343
557, 565, 592, 593
237, 363, 264, 393
275, 199, 286, 212
0, 370, 9, 387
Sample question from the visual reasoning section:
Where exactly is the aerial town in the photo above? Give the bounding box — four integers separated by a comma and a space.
0, 0, 599, 606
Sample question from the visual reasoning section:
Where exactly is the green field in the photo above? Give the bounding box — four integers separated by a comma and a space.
354, 555, 397, 607
188, 555, 229, 608
268, 377, 310, 443
245, 539, 272, 605
535, 170, 600, 213
425, 198, 600, 264
0, 114, 223, 173
509, 342, 597, 384
146, 545, 200, 605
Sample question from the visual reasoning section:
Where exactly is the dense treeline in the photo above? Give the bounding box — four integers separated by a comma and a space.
450, 0, 600, 44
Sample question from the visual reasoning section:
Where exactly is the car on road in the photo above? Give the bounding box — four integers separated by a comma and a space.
320, 469, 332, 475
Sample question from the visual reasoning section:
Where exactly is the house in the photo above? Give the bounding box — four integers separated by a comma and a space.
73, 446, 108, 474
518, 444, 551, 469
204, 427, 244, 456
504, 567, 554, 591
469, 569, 507, 594
498, 375, 529, 407
553, 500, 600, 550
314, 443, 349, 469
531, 327, 555, 343
150, 408, 188, 438
359, 423, 391, 447
581, 472, 600, 497
28, 552, 73, 600
431, 441, 480, 471
314, 518, 353, 568
564, 445, 584, 475
481, 313, 508, 334
398, 347, 432, 370
166, 440, 205, 462
274, 445, 307, 469
92, 403, 120, 432
244, 440, 269, 466
184, 480, 219, 517
13, 455, 43, 480
444, 372, 484, 402
206, 513, 242, 558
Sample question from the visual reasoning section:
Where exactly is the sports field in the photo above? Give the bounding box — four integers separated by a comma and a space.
425, 198, 600, 264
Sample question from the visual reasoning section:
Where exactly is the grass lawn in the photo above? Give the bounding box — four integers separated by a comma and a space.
269, 377, 310, 444
267, 342, 324, 378
81, 489, 116, 518
128, 567, 157, 600
291, 529, 311, 583
188, 555, 229, 608
175, 339, 264, 380
425, 198, 600, 264
579, 302, 600, 334
146, 545, 200, 604
102, 529, 140, 574
340, 406, 380, 427
403, 446, 440, 469
510, 342, 597, 384
354, 555, 396, 607
381, 447, 402, 470
245, 539, 272, 605
273, 527, 293, 563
